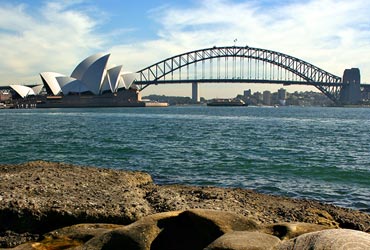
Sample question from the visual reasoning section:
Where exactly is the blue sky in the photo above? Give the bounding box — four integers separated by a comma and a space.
0, 0, 369, 98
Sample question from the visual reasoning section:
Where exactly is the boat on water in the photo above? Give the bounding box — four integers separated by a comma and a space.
207, 98, 247, 106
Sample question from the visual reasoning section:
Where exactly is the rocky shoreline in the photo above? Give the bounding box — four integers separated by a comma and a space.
0, 161, 369, 249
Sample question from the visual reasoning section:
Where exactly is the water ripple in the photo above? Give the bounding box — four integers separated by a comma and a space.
0, 106, 369, 211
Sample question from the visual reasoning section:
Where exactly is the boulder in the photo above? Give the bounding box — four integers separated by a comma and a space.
0, 161, 155, 238
204, 231, 281, 250
277, 229, 370, 250
263, 222, 332, 240
43, 223, 124, 243
83, 211, 181, 250
84, 209, 260, 250
150, 209, 260, 250
5, 211, 370, 250
183, 209, 261, 232
8, 224, 124, 250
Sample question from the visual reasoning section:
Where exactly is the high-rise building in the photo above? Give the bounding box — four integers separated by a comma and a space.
254, 92, 263, 103
278, 88, 287, 106
263, 91, 272, 105
278, 88, 287, 100
244, 89, 252, 98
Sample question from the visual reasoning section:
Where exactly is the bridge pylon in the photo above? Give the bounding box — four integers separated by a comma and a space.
192, 82, 200, 103
339, 68, 361, 105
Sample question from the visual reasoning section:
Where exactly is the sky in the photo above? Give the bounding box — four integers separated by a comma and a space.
0, 0, 369, 98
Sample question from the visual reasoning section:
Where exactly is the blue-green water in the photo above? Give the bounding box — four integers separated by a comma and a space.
0, 106, 369, 211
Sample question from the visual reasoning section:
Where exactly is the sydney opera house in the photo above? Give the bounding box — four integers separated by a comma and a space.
9, 53, 147, 108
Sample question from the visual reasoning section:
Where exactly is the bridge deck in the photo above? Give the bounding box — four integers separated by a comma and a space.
135, 79, 346, 87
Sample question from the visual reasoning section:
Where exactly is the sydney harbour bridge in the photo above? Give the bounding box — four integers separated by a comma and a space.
135, 46, 369, 105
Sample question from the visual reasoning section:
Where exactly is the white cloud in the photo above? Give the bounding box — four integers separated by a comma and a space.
0, 1, 105, 84
146, 0, 370, 69
108, 0, 370, 97
0, 0, 369, 98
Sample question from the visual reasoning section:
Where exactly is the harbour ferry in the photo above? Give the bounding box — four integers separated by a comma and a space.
207, 98, 247, 106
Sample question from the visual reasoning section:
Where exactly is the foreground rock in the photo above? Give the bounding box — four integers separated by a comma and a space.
204, 231, 281, 250
277, 229, 370, 250
10, 210, 370, 250
0, 161, 369, 248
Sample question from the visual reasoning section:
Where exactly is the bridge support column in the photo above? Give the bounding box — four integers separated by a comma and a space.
339, 68, 361, 105
192, 82, 200, 103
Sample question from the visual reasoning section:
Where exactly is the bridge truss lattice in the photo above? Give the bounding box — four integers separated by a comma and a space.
136, 46, 343, 103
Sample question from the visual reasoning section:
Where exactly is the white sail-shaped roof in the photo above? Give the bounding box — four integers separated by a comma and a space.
40, 72, 65, 96
10, 85, 35, 98
57, 77, 89, 95
39, 52, 137, 97
70, 53, 110, 95
71, 53, 105, 80
107, 65, 123, 92
32, 84, 44, 95
101, 73, 112, 93
122, 73, 137, 89
116, 77, 125, 90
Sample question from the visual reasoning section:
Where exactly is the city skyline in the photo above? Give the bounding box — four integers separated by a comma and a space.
0, 0, 369, 98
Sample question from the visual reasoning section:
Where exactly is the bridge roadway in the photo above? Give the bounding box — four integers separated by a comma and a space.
136, 79, 352, 87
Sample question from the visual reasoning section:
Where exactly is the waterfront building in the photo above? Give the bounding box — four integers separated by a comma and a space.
0, 91, 11, 102
263, 91, 272, 106
8, 53, 147, 108
254, 92, 263, 102
278, 88, 287, 100
244, 89, 252, 98
278, 88, 287, 106
39, 53, 136, 97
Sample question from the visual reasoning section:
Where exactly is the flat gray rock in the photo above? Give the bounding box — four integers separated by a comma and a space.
278, 229, 370, 250
204, 231, 281, 250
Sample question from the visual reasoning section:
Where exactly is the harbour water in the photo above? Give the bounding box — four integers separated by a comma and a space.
0, 106, 369, 212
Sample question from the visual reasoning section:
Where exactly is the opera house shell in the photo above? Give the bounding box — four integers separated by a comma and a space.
9, 84, 43, 98
8, 84, 43, 108
36, 53, 143, 107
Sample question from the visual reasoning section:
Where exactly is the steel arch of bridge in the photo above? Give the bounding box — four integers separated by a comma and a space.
136, 46, 343, 103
